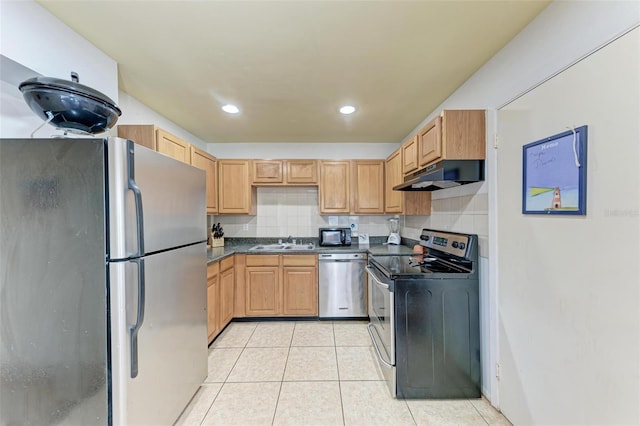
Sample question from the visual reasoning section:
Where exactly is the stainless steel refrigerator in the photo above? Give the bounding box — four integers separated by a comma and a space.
0, 137, 208, 425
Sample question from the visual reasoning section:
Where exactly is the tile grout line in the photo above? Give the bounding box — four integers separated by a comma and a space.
469, 398, 491, 426
270, 321, 296, 425
195, 383, 222, 426
333, 322, 347, 426
195, 324, 250, 426
402, 397, 418, 426
199, 323, 259, 425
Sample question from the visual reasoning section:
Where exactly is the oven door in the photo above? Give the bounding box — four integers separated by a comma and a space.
366, 265, 396, 397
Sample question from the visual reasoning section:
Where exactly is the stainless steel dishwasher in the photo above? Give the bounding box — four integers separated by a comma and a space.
318, 253, 367, 318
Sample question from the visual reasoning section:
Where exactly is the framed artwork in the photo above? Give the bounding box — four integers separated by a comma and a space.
522, 125, 588, 215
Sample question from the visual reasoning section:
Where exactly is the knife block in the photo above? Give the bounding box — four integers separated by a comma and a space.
210, 237, 224, 248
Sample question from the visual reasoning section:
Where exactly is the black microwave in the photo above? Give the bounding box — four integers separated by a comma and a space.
319, 227, 352, 246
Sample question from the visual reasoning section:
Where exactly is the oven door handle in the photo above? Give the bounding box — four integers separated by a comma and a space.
366, 266, 389, 290
367, 323, 394, 368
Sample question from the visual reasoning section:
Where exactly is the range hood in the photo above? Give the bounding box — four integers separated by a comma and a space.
393, 160, 485, 191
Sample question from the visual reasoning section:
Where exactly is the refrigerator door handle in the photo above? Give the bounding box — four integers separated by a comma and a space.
127, 139, 145, 257
127, 139, 146, 378
129, 257, 146, 378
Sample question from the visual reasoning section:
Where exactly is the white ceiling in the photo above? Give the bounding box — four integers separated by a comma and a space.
37, 1, 549, 144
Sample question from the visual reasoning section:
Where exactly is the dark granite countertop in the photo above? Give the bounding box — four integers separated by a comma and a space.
207, 239, 416, 263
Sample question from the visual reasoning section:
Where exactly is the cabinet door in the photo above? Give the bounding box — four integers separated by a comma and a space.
385, 149, 404, 213
282, 267, 318, 316
319, 161, 350, 214
117, 124, 157, 150
218, 160, 255, 214
440, 110, 486, 160
207, 275, 219, 342
156, 129, 190, 163
353, 160, 385, 214
245, 266, 280, 316
253, 160, 283, 184
417, 116, 442, 167
190, 146, 218, 214
402, 136, 418, 174
286, 160, 317, 184
219, 267, 235, 327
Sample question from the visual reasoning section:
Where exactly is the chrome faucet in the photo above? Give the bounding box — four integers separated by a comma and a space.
286, 235, 294, 243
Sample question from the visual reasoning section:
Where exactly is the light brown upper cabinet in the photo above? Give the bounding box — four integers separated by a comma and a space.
218, 160, 256, 214
285, 160, 318, 184
401, 110, 486, 175
417, 115, 442, 167
190, 146, 218, 214
384, 149, 432, 215
252, 160, 284, 184
352, 160, 385, 214
402, 135, 419, 174
117, 124, 158, 150
319, 161, 350, 214
117, 124, 191, 164
385, 149, 404, 213
417, 110, 486, 168
156, 129, 190, 163
251, 160, 318, 185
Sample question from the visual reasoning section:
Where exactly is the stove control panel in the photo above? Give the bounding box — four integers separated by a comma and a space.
419, 229, 472, 258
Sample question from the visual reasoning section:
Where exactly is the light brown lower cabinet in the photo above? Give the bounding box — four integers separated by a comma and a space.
207, 256, 235, 343
245, 266, 280, 316
283, 271, 317, 316
219, 264, 235, 326
244, 254, 318, 317
206, 262, 220, 342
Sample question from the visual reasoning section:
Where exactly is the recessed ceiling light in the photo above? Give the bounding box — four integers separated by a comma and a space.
222, 104, 240, 114
339, 105, 356, 115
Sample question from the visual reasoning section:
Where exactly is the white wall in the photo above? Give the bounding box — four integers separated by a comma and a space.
405, 1, 639, 410
497, 28, 639, 425
0, 1, 206, 147
0, 1, 117, 102
0, 0, 117, 138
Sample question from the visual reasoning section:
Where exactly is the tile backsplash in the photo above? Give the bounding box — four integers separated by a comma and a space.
211, 187, 397, 239
401, 193, 489, 257
208, 187, 489, 257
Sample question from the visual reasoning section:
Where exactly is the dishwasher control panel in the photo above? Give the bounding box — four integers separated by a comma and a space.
319, 253, 366, 260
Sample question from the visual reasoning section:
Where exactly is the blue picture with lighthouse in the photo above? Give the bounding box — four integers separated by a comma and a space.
522, 125, 587, 215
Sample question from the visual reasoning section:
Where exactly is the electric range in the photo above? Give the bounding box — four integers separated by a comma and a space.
366, 228, 481, 399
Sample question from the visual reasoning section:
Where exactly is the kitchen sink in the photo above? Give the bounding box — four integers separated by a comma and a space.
249, 243, 315, 251
284, 244, 315, 250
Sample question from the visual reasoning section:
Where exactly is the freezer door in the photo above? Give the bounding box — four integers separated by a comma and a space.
0, 139, 108, 425
109, 243, 207, 426
108, 138, 206, 259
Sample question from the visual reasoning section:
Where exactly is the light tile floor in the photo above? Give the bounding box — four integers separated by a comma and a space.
176, 321, 511, 426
